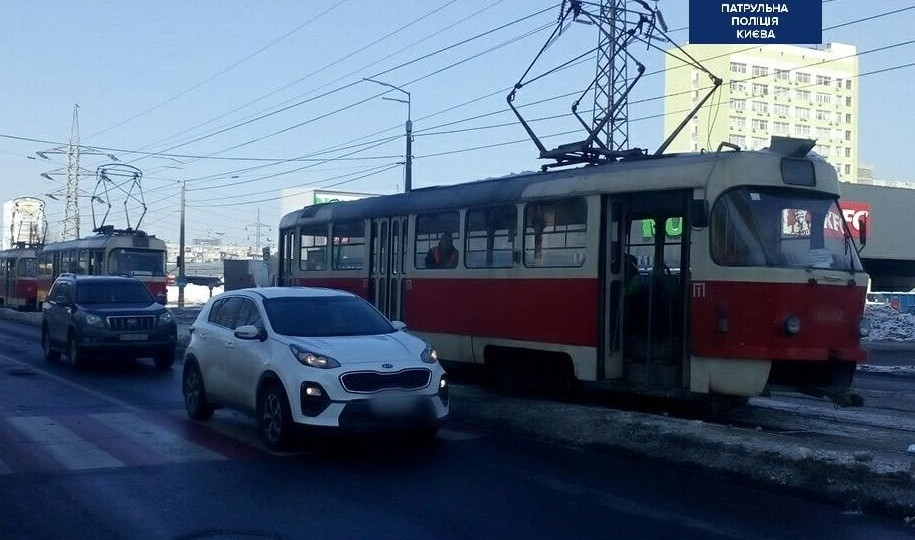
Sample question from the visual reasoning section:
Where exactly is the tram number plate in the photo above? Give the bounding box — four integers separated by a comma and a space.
120, 334, 148, 341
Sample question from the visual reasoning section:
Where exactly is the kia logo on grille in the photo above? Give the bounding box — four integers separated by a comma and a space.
381, 363, 394, 369
127, 318, 137, 328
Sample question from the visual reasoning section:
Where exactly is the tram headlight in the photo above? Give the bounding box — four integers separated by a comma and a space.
858, 317, 872, 338
784, 314, 801, 336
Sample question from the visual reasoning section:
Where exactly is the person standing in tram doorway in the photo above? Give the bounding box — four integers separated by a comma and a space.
425, 232, 458, 268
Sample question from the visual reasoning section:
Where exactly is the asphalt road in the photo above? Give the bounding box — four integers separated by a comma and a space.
0, 318, 912, 540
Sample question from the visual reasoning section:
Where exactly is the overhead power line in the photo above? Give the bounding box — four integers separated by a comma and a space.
85, 0, 351, 141
121, 4, 559, 167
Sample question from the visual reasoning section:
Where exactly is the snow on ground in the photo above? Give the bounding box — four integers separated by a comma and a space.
864, 302, 915, 342
165, 284, 223, 307
857, 364, 915, 376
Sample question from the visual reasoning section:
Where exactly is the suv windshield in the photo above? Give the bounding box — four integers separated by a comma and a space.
264, 296, 394, 337
711, 187, 864, 272
76, 282, 154, 305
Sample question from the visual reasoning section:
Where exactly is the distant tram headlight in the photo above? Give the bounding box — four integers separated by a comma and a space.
784, 314, 801, 336
858, 317, 872, 338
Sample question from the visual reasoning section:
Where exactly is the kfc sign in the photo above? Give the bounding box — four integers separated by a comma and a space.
840, 201, 870, 241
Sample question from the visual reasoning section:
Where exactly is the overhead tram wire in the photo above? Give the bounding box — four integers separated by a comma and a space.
415, 38, 915, 137
166, 2, 902, 193
131, 0, 484, 155
120, 5, 561, 170
186, 162, 404, 208
142, 0, 873, 185
136, 19, 558, 194
138, 133, 405, 200
184, 137, 404, 192
413, 58, 915, 161
84, 0, 352, 141
10, 0, 880, 196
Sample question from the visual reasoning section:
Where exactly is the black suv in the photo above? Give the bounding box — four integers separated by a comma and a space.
41, 274, 177, 369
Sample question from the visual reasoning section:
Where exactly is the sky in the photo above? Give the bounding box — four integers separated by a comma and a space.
1, 0, 913, 248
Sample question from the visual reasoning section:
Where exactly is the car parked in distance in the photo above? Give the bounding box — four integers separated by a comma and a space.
41, 273, 177, 369
182, 287, 449, 449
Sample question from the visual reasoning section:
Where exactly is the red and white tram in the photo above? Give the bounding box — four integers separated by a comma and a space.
37, 227, 168, 303
0, 244, 40, 311
277, 140, 869, 403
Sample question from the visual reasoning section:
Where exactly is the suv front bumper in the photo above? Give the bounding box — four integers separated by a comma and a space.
76, 323, 177, 354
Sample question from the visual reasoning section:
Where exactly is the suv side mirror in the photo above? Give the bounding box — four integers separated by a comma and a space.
391, 320, 407, 331
234, 325, 266, 341
155, 292, 167, 305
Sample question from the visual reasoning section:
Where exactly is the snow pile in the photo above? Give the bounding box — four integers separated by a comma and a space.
165, 284, 223, 307
864, 302, 915, 342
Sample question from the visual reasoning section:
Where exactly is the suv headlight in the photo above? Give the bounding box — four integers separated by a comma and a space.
421, 344, 438, 364
83, 313, 106, 328
290, 344, 340, 369
158, 311, 174, 325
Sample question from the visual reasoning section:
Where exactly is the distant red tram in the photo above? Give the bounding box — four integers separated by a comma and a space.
0, 245, 39, 311
36, 229, 168, 303
277, 142, 869, 404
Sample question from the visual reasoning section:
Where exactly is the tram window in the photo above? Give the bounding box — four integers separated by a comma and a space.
280, 230, 295, 279
628, 218, 684, 270
18, 258, 37, 278
415, 211, 460, 269
88, 250, 104, 275
108, 249, 166, 276
332, 221, 365, 270
299, 225, 328, 271
60, 250, 74, 274
38, 253, 52, 277
380, 222, 388, 275
710, 188, 862, 271
465, 205, 517, 268
392, 221, 400, 274
77, 250, 89, 274
523, 199, 587, 268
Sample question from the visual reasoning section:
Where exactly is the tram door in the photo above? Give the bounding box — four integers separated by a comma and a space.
369, 216, 408, 321
604, 191, 691, 388
1, 258, 12, 304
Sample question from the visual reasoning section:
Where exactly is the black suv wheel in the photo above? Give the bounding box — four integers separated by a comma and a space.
41, 326, 60, 362
67, 332, 88, 369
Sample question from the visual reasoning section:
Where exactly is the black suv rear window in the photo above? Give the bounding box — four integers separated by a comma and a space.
75, 282, 153, 304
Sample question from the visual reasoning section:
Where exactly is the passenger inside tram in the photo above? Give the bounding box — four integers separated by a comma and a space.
424, 233, 459, 269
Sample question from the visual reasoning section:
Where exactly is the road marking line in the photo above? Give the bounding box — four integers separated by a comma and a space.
6, 416, 124, 471
0, 352, 141, 413
437, 428, 479, 441
91, 412, 226, 463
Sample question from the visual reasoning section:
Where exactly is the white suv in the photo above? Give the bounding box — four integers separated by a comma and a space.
182, 287, 449, 449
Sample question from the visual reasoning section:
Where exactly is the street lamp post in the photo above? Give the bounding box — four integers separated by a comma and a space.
363, 78, 412, 193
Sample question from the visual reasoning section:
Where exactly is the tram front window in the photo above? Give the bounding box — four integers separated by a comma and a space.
107, 249, 165, 277
711, 187, 863, 271
17, 258, 37, 277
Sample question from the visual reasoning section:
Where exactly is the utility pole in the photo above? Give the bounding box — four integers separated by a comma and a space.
64, 105, 81, 240
38, 104, 113, 240
404, 114, 412, 193
245, 208, 271, 256
364, 78, 412, 192
178, 181, 186, 308
592, 0, 630, 151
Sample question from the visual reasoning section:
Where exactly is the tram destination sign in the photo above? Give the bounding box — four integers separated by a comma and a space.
689, 1, 822, 44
